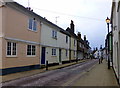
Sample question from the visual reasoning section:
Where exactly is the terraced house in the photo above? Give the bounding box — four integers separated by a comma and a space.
40, 19, 70, 65
66, 21, 77, 61
77, 32, 85, 60
0, 2, 42, 75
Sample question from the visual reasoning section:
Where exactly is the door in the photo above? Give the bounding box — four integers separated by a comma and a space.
69, 50, 71, 60
59, 49, 61, 62
41, 47, 46, 64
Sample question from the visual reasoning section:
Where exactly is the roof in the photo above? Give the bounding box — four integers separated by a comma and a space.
110, 1, 116, 24
5, 2, 71, 36
66, 27, 77, 39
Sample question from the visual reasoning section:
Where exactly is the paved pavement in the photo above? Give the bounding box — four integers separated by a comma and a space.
71, 59, 119, 86
1, 59, 86, 83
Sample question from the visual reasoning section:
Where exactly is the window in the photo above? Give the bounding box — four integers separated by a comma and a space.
28, 18, 37, 31
27, 45, 36, 56
52, 30, 57, 39
74, 51, 76, 57
7, 42, 17, 56
66, 36, 68, 43
52, 48, 56, 56
66, 50, 68, 57
74, 40, 76, 46
33, 21, 37, 31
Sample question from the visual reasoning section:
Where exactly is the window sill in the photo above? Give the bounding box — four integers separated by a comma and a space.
28, 28, 37, 33
6, 55, 17, 58
27, 55, 36, 57
51, 55, 57, 57
52, 37, 57, 40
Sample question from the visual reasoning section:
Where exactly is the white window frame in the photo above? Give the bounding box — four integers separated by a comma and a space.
52, 30, 57, 39
6, 42, 17, 57
52, 48, 57, 56
28, 18, 37, 32
74, 40, 76, 46
27, 45, 36, 57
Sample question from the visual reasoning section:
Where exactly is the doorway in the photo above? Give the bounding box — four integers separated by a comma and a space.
59, 49, 62, 63
41, 47, 46, 64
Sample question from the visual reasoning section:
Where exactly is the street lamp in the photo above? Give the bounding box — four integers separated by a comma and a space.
106, 17, 110, 69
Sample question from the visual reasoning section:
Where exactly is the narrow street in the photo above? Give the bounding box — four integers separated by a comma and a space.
2, 59, 98, 86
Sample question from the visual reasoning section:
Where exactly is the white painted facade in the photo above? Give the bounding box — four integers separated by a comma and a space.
94, 50, 99, 59
57, 32, 70, 61
111, 0, 120, 83
77, 40, 84, 60
40, 22, 70, 64
70, 37, 77, 60
102, 49, 107, 59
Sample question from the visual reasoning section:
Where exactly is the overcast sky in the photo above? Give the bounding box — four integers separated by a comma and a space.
14, 0, 112, 49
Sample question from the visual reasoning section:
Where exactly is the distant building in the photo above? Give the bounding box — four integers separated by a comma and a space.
77, 32, 84, 60
83, 35, 91, 59
94, 50, 100, 59
100, 47, 107, 60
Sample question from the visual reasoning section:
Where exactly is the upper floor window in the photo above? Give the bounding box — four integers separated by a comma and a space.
7, 42, 17, 56
28, 18, 37, 31
74, 40, 76, 46
52, 30, 57, 39
66, 36, 68, 43
74, 51, 76, 57
27, 45, 36, 56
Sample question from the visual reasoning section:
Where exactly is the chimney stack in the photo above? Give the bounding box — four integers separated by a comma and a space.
84, 35, 86, 41
77, 32, 81, 39
70, 20, 74, 33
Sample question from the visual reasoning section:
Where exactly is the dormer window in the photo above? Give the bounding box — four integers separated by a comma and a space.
28, 18, 37, 31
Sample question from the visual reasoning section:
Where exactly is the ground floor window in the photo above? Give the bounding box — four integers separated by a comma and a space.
74, 51, 76, 57
52, 48, 56, 56
27, 45, 36, 56
7, 42, 17, 56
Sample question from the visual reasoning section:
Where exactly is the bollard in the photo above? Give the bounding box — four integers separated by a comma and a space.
99, 59, 100, 64
46, 60, 48, 70
101, 58, 103, 63
76, 58, 78, 63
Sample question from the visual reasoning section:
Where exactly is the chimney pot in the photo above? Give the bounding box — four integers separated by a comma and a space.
70, 20, 74, 33
84, 35, 86, 41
